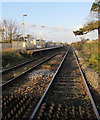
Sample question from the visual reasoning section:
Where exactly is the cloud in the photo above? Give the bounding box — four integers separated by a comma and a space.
20, 22, 68, 32
43, 26, 68, 32
35, 31, 45, 39
81, 30, 98, 40
45, 28, 98, 43
44, 28, 76, 43
19, 22, 98, 43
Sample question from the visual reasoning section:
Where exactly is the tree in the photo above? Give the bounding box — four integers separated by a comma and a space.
73, 21, 100, 35
91, 1, 100, 41
73, 1, 100, 41
0, 19, 21, 42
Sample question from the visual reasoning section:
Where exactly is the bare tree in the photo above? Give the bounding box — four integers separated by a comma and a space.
0, 19, 21, 42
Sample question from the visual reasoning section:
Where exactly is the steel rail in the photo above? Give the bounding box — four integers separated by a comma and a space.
1, 46, 63, 74
2, 53, 53, 74
73, 51, 100, 120
1, 53, 59, 91
29, 46, 70, 120
2, 58, 38, 74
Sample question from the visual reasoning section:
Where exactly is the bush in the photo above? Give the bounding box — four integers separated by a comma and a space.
72, 41, 99, 73
2, 51, 32, 69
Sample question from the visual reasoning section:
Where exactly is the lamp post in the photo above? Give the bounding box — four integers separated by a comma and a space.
22, 14, 27, 51
22, 14, 27, 41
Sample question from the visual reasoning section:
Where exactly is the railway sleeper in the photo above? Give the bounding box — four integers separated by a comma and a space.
3, 95, 32, 119
3, 95, 27, 114
35, 102, 96, 120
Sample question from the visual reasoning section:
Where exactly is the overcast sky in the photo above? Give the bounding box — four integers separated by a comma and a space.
1, 1, 97, 43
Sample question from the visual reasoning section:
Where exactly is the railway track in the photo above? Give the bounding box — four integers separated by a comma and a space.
2, 53, 62, 91
2, 48, 67, 120
2, 47, 63, 74
30, 47, 100, 120
2, 47, 100, 120
2, 47, 63, 84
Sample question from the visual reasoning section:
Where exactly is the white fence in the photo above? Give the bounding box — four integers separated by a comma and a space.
12, 41, 26, 50
1, 43, 12, 50
0, 41, 35, 51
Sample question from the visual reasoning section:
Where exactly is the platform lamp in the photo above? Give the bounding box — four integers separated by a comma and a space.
22, 14, 27, 41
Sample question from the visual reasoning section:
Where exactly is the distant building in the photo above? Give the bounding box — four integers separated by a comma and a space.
33, 38, 46, 48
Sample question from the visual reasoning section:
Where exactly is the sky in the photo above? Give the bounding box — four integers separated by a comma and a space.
1, 1, 98, 43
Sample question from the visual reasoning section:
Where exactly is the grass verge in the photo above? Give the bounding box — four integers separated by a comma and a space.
2, 51, 33, 69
